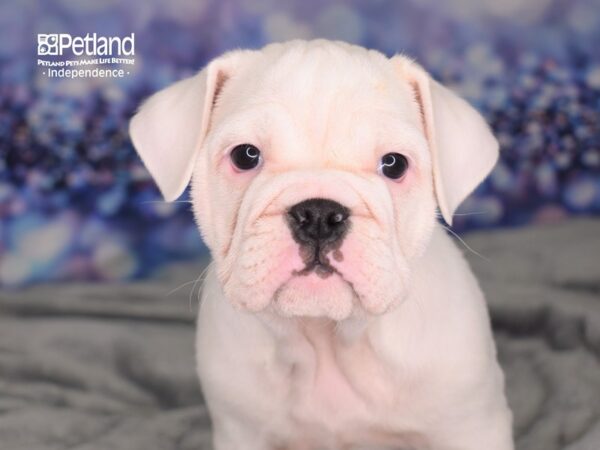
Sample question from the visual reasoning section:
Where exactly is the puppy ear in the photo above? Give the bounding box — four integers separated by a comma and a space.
129, 51, 248, 201
392, 57, 499, 225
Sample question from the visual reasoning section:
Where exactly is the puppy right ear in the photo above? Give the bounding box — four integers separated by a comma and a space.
129, 51, 249, 201
391, 56, 499, 226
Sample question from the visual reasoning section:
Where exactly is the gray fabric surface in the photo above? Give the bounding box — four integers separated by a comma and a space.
0, 219, 599, 450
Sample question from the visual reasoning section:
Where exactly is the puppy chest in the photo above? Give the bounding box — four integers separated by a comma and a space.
274, 323, 397, 440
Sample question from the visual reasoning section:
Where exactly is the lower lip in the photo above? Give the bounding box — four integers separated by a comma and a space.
273, 270, 356, 320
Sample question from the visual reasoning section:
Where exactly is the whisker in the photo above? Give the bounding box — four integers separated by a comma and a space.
435, 210, 486, 218
163, 263, 211, 316
442, 225, 490, 262
192, 263, 212, 313
166, 279, 199, 297
452, 212, 486, 216
139, 200, 193, 204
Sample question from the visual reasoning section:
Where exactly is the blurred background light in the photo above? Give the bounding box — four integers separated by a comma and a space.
0, 0, 598, 287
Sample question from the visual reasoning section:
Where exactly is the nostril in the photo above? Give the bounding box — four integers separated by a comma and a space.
299, 210, 312, 226
327, 212, 347, 226
289, 209, 311, 226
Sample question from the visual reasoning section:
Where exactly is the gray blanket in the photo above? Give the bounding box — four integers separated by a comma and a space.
1, 219, 599, 450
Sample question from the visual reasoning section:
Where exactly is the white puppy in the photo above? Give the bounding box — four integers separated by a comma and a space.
130, 40, 513, 450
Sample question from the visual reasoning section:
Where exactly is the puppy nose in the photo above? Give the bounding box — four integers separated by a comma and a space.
287, 198, 350, 246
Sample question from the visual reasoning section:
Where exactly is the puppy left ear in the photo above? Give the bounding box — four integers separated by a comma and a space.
391, 56, 499, 225
129, 50, 250, 201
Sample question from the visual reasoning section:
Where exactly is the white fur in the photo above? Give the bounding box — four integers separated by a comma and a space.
130, 40, 513, 450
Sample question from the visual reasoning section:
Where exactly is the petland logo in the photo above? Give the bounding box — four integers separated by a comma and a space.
38, 33, 135, 56
37, 33, 135, 79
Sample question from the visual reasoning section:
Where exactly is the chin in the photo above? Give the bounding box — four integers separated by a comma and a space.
273, 269, 358, 321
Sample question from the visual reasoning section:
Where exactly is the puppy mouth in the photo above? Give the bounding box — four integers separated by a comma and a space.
294, 259, 335, 278
274, 252, 356, 320
293, 242, 344, 278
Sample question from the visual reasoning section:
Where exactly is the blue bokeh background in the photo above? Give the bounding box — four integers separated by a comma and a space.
0, 0, 599, 286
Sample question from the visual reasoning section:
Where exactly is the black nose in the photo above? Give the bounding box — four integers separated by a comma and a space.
287, 198, 350, 246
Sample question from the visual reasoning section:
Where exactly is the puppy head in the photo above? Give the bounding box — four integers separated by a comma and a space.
130, 40, 498, 321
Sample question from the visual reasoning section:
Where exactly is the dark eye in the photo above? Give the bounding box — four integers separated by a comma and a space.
230, 144, 261, 171
379, 152, 409, 180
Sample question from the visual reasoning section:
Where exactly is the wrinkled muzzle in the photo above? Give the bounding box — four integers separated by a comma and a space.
216, 170, 410, 321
